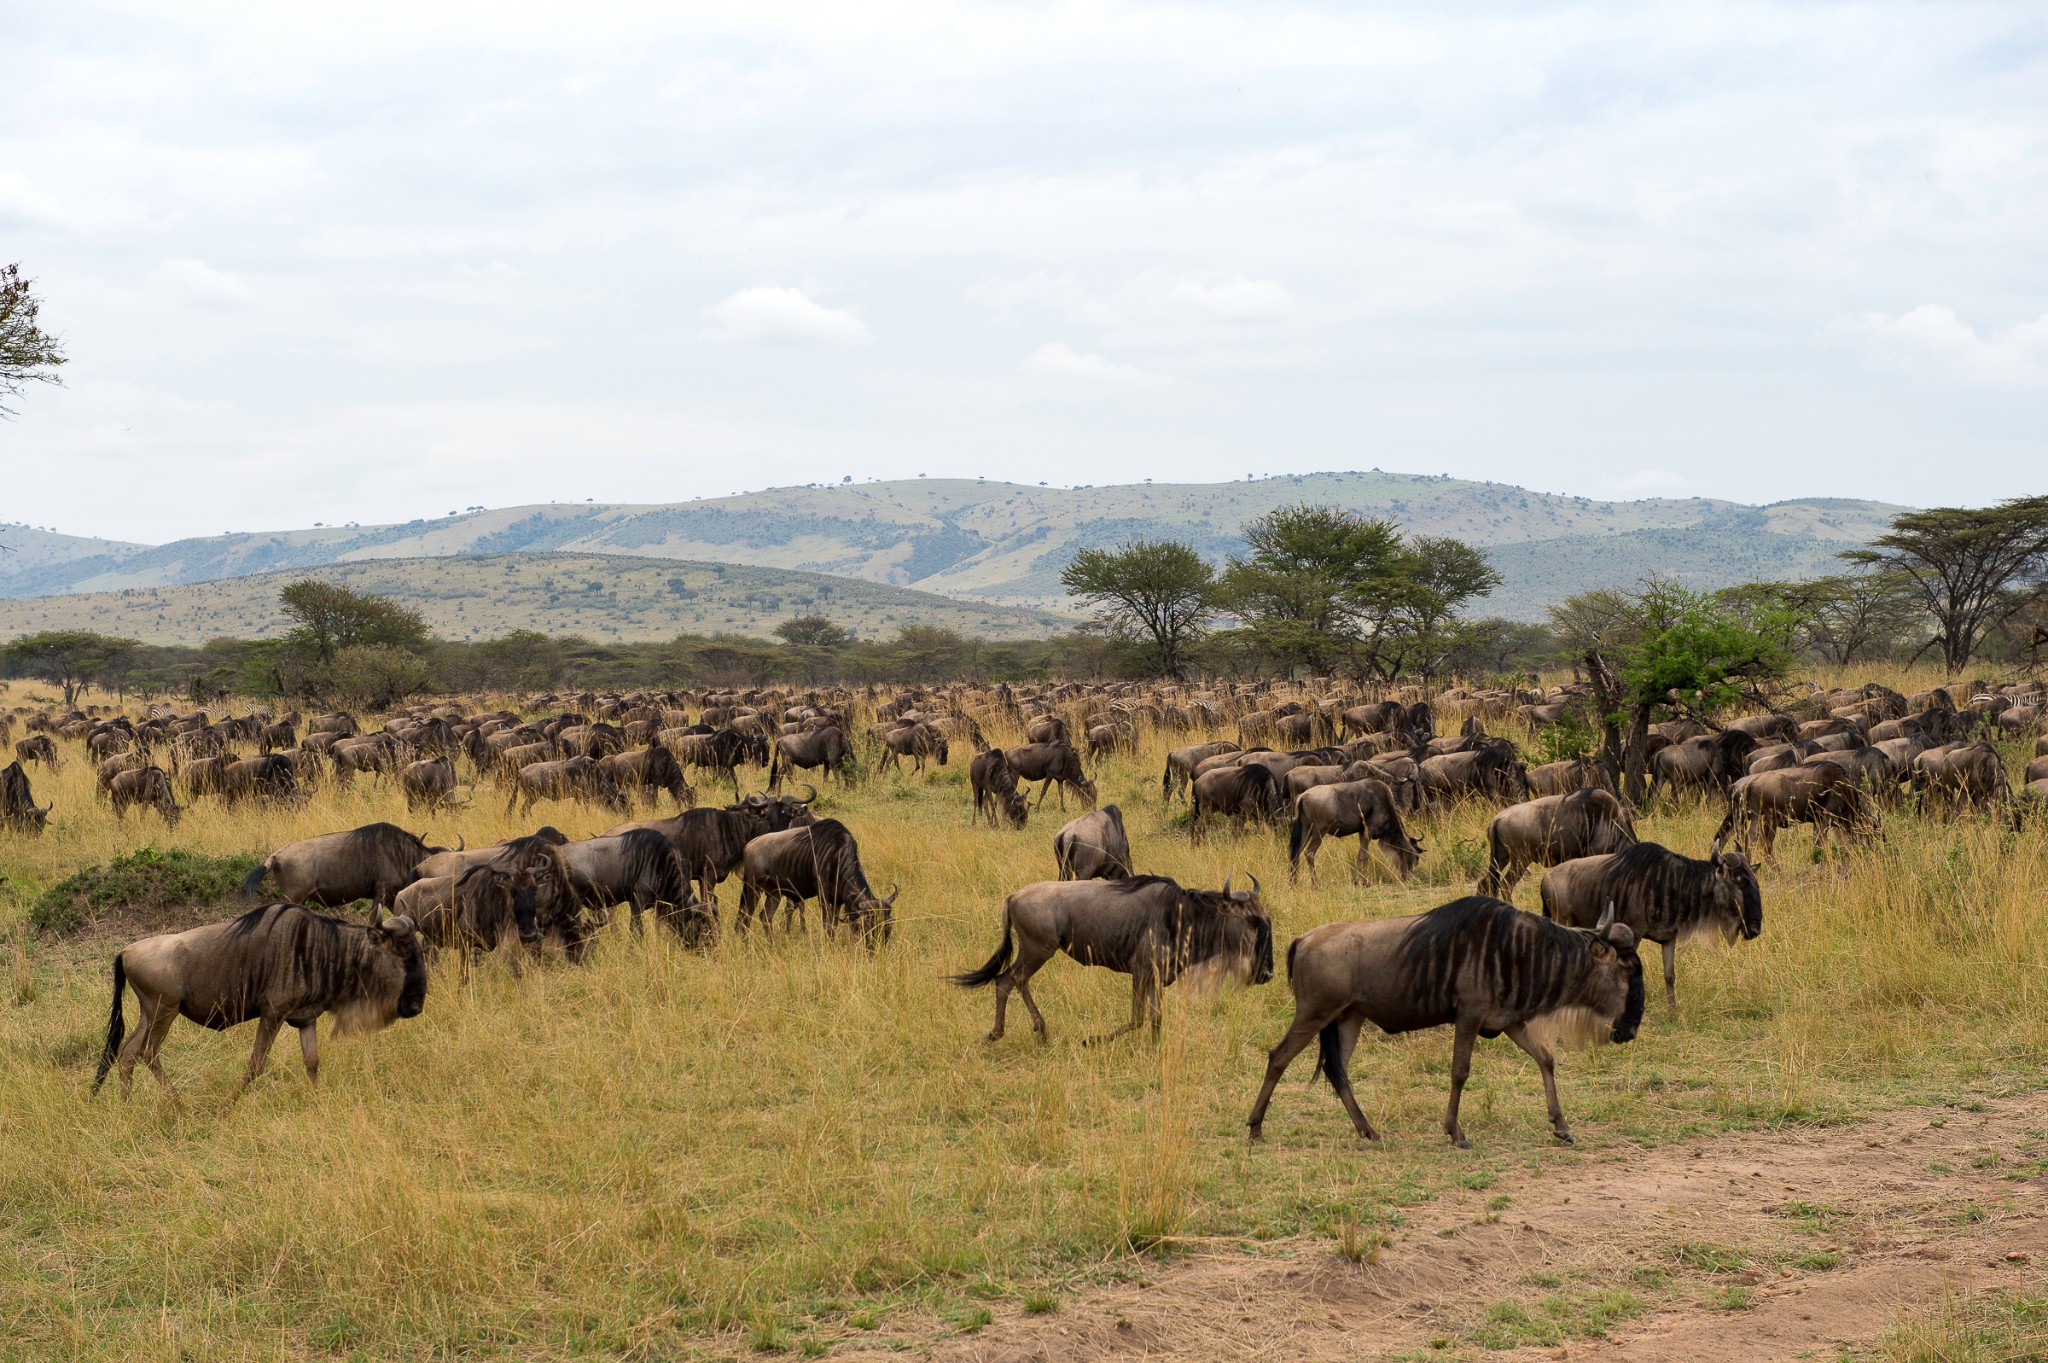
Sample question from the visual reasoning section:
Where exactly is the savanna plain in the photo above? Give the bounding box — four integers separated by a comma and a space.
2, 668, 2046, 1362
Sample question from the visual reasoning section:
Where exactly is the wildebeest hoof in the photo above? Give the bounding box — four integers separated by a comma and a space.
1453, 1138, 1473, 1150
1554, 1131, 1575, 1144
983, 1031, 1002, 1043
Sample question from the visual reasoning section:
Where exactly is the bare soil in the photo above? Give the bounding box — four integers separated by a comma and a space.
840, 1094, 2048, 1361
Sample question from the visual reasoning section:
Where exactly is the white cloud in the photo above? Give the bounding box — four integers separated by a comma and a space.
1020, 342, 1170, 387
151, 258, 256, 307
702, 286, 874, 347
1165, 278, 1294, 324
1848, 305, 2048, 389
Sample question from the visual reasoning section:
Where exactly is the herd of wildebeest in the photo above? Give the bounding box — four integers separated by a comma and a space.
3, 671, 2045, 1150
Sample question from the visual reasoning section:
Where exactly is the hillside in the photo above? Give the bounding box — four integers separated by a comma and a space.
0, 474, 1906, 622
0, 554, 1078, 646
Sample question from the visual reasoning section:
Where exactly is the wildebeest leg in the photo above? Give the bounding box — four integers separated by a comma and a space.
1326, 1012, 1379, 1139
1662, 939, 1678, 1012
1245, 1010, 1333, 1140
122, 990, 180, 1097
1443, 1016, 1481, 1148
1503, 1022, 1570, 1143
989, 938, 1057, 1042
240, 1016, 285, 1092
297, 1021, 320, 1085
1087, 969, 1150, 1046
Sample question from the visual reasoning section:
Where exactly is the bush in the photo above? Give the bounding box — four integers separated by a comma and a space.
32, 846, 260, 937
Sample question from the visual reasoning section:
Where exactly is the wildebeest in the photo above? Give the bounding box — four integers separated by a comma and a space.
92, 903, 427, 1096
1246, 898, 1643, 1148
880, 722, 949, 774
770, 725, 854, 790
1647, 730, 1759, 803
1715, 764, 1882, 861
219, 754, 301, 808
1541, 840, 1761, 1011
557, 828, 709, 942
244, 823, 449, 909
1024, 715, 1070, 746
1287, 779, 1423, 884
1525, 758, 1616, 798
606, 793, 812, 907
1914, 741, 2014, 819
507, 755, 630, 818
600, 740, 696, 809
674, 727, 770, 798
736, 818, 897, 942
0, 760, 50, 835
1191, 763, 1286, 841
15, 734, 60, 769
109, 765, 182, 826
1418, 746, 1530, 805
1477, 789, 1637, 897
402, 757, 459, 812
969, 748, 1029, 829
1162, 740, 1240, 802
952, 874, 1272, 1043
394, 865, 543, 976
1006, 742, 1097, 810
1053, 806, 1133, 880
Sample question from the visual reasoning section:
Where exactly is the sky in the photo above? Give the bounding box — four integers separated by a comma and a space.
2, 1, 2045, 545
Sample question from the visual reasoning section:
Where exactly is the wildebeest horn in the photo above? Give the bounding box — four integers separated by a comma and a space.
883, 883, 899, 905
1708, 835, 1722, 862
1596, 901, 1617, 932
381, 915, 416, 938
1222, 873, 1232, 895
455, 834, 465, 852
800, 783, 818, 803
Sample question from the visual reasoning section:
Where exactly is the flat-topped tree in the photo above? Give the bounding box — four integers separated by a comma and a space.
1843, 497, 2048, 672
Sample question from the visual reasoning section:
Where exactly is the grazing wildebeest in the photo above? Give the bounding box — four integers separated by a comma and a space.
880, 722, 950, 774
95, 750, 146, 799
600, 740, 696, 809
1803, 745, 1903, 805
969, 748, 1029, 830
93, 904, 427, 1096
770, 725, 854, 790
219, 754, 300, 808
1163, 740, 1240, 802
1246, 898, 1643, 1148
1915, 741, 2014, 820
1, 760, 50, 835
736, 819, 897, 942
1477, 789, 1637, 897
1418, 746, 1530, 805
673, 727, 770, 798
259, 719, 297, 754
15, 734, 60, 769
606, 793, 812, 908
1541, 840, 1761, 1011
1190, 763, 1286, 841
1053, 806, 1133, 880
109, 765, 182, 826
1715, 764, 1881, 861
244, 823, 448, 909
394, 865, 543, 976
1283, 759, 1379, 805
1526, 758, 1616, 798
1006, 742, 1097, 811
1647, 730, 1759, 803
1725, 713, 1800, 745
402, 757, 459, 813
1287, 779, 1423, 884
952, 874, 1272, 1043
1024, 715, 1070, 746
557, 828, 709, 942
507, 755, 631, 818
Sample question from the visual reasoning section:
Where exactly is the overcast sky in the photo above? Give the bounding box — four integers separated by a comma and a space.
3, 1, 2044, 544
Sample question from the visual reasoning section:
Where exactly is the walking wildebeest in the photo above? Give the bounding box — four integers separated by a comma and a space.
219, 754, 300, 808
15, 734, 60, 769
1, 760, 51, 835
736, 818, 897, 942
109, 765, 182, 826
1053, 805, 1133, 880
1477, 788, 1637, 897
508, 756, 631, 818
1541, 840, 1762, 1011
1715, 763, 1882, 861
1418, 745, 1530, 806
673, 727, 770, 799
245, 823, 450, 909
770, 725, 854, 790
952, 874, 1272, 1044
557, 828, 710, 942
1647, 730, 1759, 803
606, 792, 814, 907
969, 748, 1029, 829
1246, 897, 1643, 1148
1286, 778, 1424, 884
1005, 742, 1097, 811
600, 740, 696, 809
394, 865, 544, 977
93, 903, 427, 1096
880, 722, 949, 774
402, 757, 459, 812
1162, 741, 1240, 802
1191, 763, 1286, 841
1525, 758, 1616, 798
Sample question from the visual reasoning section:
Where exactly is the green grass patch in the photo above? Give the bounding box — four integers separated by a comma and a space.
30, 845, 259, 936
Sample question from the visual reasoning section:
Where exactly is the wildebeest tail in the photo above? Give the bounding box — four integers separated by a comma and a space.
1476, 819, 1505, 894
91, 953, 126, 1093
241, 856, 274, 901
1309, 1018, 1347, 1092
1287, 808, 1306, 866
1285, 934, 1302, 980
950, 911, 1014, 988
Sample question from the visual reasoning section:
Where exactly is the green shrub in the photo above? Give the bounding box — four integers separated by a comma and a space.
32, 847, 260, 936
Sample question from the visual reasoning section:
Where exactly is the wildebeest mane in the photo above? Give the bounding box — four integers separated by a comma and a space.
1593, 842, 1761, 939
805, 818, 872, 909
221, 902, 392, 1032
1399, 896, 1614, 1030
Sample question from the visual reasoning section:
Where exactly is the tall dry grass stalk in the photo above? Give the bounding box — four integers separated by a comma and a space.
0, 667, 2043, 1357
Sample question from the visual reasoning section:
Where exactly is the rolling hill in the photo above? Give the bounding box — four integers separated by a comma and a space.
0, 472, 1906, 630
0, 554, 1078, 646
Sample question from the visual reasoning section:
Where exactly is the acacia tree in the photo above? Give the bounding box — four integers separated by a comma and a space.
0, 264, 66, 417
1217, 505, 1402, 674
279, 579, 429, 663
1061, 539, 1215, 678
1843, 497, 2048, 672
4, 630, 139, 705
1373, 534, 1503, 679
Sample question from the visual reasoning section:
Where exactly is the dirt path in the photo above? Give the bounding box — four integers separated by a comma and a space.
840, 1094, 2048, 1361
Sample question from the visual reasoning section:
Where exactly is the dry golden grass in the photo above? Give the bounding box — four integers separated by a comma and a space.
1, 672, 2044, 1360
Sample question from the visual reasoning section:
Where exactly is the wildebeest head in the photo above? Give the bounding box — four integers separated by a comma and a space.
1196, 873, 1274, 986
376, 915, 429, 1021
1582, 903, 1644, 1044
1707, 842, 1763, 941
